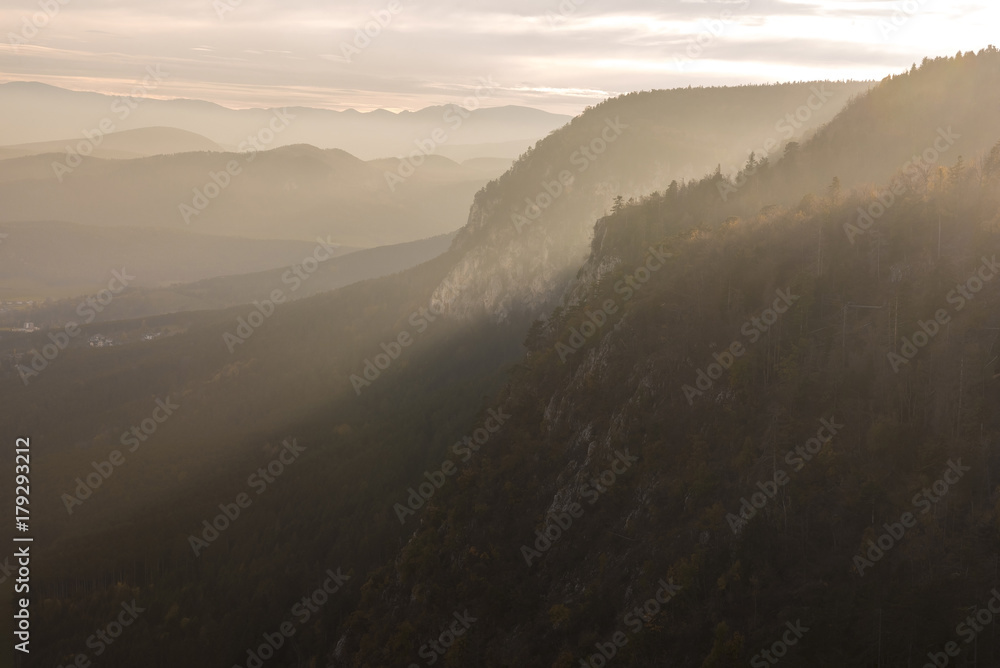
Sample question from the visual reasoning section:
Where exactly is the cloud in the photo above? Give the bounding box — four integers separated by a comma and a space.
0, 0, 994, 114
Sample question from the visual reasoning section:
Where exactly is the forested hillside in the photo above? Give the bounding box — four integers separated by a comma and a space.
429, 80, 873, 321
335, 127, 1000, 664
5, 50, 1000, 668
433, 50, 1000, 324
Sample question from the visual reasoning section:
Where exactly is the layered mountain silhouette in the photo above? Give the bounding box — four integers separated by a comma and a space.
0, 145, 509, 246
0, 82, 571, 160
4, 48, 1000, 668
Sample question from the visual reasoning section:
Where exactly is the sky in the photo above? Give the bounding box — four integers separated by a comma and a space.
0, 0, 997, 115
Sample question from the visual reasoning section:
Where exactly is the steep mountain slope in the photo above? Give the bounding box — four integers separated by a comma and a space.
338, 135, 1000, 667
427, 81, 873, 322
0, 146, 505, 245
431, 51, 999, 325
719, 49, 1000, 213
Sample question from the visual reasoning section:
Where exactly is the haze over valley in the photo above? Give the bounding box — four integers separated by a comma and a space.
2, 2, 1000, 667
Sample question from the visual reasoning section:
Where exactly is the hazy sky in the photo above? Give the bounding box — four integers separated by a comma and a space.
1, 0, 997, 114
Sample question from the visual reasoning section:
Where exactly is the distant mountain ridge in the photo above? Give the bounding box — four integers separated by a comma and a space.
0, 144, 511, 246
0, 82, 571, 160
0, 127, 223, 161
0, 230, 455, 325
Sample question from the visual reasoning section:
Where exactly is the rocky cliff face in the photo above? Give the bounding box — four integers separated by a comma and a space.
430, 189, 598, 321
428, 82, 873, 323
